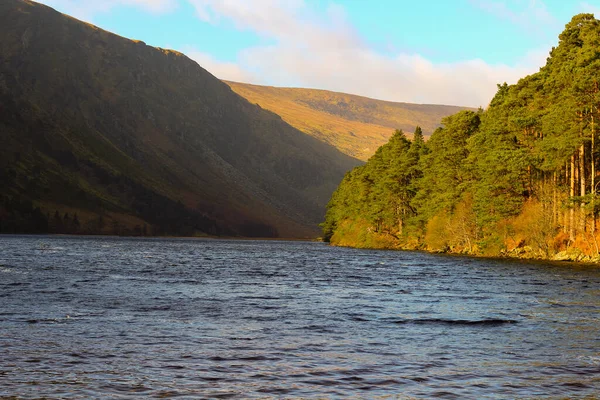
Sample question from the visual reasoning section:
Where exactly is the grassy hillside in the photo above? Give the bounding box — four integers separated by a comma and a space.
0, 0, 360, 238
226, 81, 473, 161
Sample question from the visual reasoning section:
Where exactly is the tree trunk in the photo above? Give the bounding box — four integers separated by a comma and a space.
527, 165, 533, 198
570, 153, 576, 242
398, 208, 403, 236
564, 161, 569, 235
553, 171, 557, 226
592, 108, 596, 237
580, 143, 586, 232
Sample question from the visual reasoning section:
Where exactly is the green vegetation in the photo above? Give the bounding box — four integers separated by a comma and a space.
0, 0, 360, 238
323, 14, 600, 261
226, 81, 473, 161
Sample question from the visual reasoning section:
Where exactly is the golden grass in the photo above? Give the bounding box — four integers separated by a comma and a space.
226, 81, 473, 161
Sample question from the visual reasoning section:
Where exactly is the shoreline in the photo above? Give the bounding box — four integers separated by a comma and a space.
0, 232, 320, 242
4, 232, 598, 266
327, 241, 600, 267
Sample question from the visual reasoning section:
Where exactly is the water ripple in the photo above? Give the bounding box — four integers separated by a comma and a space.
0, 235, 599, 398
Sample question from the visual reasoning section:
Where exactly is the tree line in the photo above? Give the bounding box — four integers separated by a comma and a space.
323, 14, 600, 259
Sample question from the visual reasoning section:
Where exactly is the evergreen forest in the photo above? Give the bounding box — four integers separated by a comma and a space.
323, 14, 600, 261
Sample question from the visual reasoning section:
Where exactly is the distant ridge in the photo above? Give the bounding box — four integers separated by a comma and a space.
226, 81, 474, 161
0, 0, 360, 237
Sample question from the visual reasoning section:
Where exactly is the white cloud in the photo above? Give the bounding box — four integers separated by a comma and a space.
186, 0, 361, 50
34, 0, 551, 107
235, 45, 545, 108
184, 0, 547, 107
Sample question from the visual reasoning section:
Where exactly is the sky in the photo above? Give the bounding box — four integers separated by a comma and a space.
34, 0, 600, 107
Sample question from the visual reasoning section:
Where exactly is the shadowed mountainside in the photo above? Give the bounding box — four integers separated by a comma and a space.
226, 81, 474, 161
0, 0, 360, 238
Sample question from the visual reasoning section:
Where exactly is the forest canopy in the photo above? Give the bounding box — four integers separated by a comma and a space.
322, 14, 600, 261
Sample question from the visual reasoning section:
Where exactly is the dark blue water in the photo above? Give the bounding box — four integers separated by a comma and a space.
1, 235, 599, 398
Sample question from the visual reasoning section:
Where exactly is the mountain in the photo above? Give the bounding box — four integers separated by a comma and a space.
0, 0, 361, 238
226, 81, 473, 161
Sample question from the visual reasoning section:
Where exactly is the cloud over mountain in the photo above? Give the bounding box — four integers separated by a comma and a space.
36, 0, 557, 107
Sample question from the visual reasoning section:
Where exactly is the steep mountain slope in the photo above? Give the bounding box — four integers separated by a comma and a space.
0, 0, 360, 238
226, 81, 473, 161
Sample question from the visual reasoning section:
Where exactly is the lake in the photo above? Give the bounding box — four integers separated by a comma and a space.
1, 235, 599, 398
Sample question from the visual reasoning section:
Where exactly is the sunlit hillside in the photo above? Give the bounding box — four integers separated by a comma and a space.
226, 81, 474, 161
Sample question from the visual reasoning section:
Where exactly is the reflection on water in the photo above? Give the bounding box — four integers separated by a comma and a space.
1, 235, 600, 398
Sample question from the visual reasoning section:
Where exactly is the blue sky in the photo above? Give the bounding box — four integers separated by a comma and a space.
35, 0, 600, 107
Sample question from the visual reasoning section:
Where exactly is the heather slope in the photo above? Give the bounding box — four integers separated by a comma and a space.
227, 81, 473, 161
